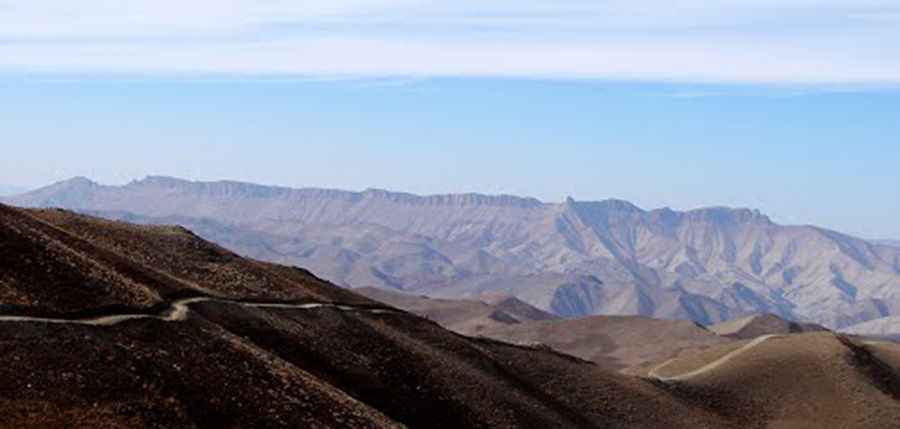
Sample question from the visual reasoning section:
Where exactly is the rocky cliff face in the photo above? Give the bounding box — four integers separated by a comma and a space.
7, 176, 900, 328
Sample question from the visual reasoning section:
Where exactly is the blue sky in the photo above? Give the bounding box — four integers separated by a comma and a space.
1, 1, 899, 238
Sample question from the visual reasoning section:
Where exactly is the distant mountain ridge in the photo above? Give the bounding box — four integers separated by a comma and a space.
6, 175, 900, 330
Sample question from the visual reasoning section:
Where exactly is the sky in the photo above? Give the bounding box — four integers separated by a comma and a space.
1, 1, 899, 238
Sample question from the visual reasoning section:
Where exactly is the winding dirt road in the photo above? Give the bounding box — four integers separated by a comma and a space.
648, 334, 782, 382
0, 298, 399, 326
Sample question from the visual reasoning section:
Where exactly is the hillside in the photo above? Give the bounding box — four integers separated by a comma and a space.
709, 313, 828, 339
639, 332, 900, 428
473, 314, 730, 372
361, 291, 841, 373
6, 176, 900, 329
354, 287, 559, 335
3, 204, 900, 428
0, 203, 751, 428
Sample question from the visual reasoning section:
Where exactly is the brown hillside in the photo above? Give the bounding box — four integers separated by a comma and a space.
475, 314, 730, 372
641, 332, 900, 428
0, 204, 746, 428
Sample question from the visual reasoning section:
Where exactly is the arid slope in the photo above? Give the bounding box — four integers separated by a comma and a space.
1, 204, 744, 429
641, 332, 900, 428
709, 313, 828, 339
474, 314, 730, 372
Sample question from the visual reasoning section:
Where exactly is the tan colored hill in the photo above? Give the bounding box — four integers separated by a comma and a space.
473, 314, 731, 372
709, 313, 828, 339
354, 286, 558, 335
354, 288, 735, 373
1, 204, 753, 428
355, 290, 836, 374
640, 332, 900, 429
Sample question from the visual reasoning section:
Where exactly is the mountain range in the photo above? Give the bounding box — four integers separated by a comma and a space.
5, 176, 900, 331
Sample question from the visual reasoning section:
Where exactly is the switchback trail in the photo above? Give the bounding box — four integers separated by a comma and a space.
0, 297, 399, 326
648, 334, 783, 382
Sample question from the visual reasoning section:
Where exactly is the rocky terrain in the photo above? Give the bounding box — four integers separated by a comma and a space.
2, 203, 900, 428
5, 176, 900, 330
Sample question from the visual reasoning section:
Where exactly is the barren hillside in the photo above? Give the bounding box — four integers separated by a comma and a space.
2, 204, 899, 428
0, 204, 738, 428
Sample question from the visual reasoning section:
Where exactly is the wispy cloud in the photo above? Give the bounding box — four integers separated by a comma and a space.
2, 1, 899, 84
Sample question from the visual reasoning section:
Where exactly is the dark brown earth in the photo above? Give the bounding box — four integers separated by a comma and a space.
2, 204, 900, 428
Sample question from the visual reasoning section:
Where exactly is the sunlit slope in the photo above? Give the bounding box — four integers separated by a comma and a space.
644, 332, 900, 429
